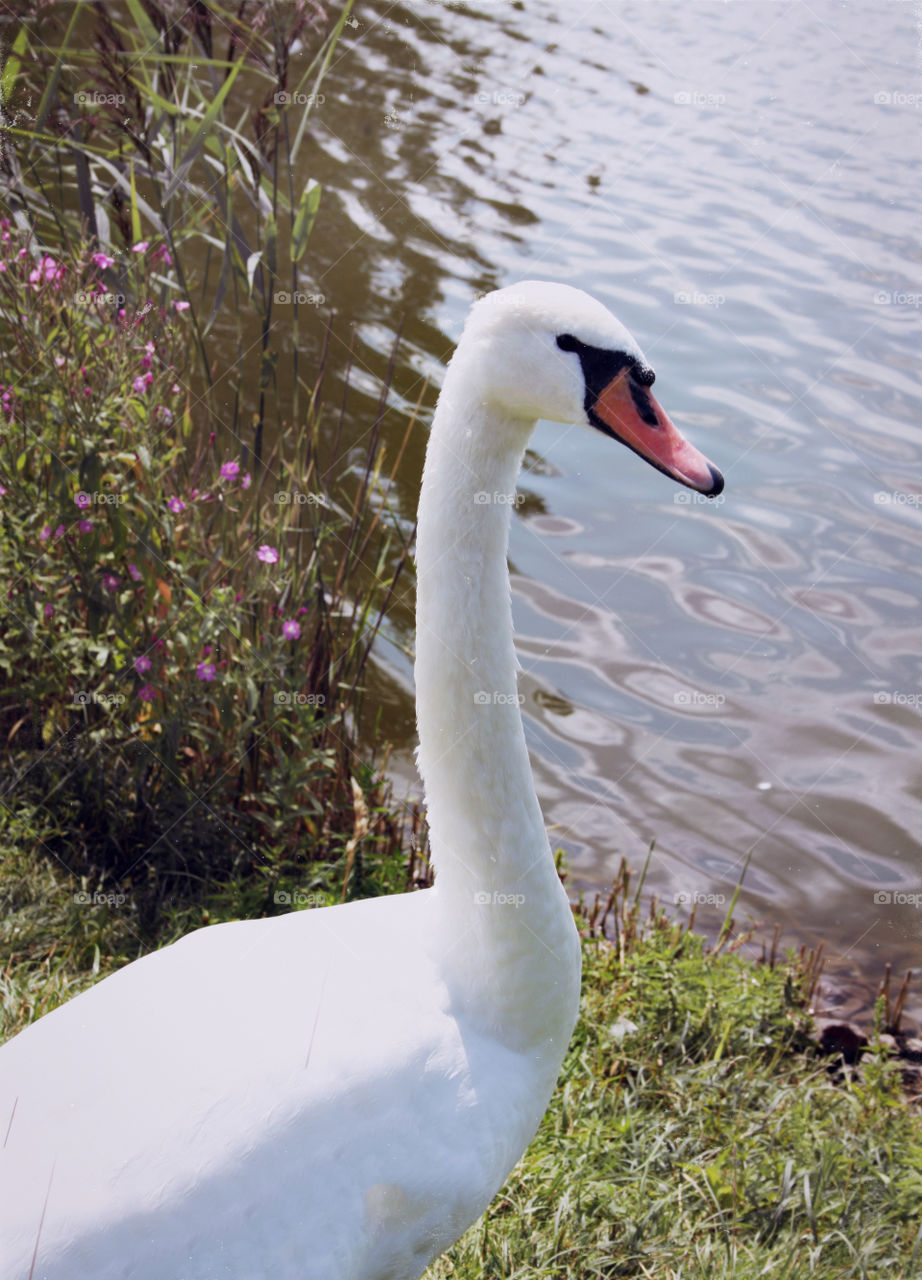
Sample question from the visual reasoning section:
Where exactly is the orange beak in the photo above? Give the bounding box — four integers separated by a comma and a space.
590, 370, 724, 496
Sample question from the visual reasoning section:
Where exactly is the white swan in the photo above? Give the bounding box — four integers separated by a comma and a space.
0, 281, 722, 1280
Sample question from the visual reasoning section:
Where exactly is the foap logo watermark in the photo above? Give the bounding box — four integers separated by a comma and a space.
873, 90, 922, 108
874, 890, 922, 907
73, 690, 125, 707
474, 490, 525, 506
74, 291, 126, 307
474, 890, 526, 907
75, 490, 125, 507
274, 92, 325, 106
873, 290, 922, 308
674, 290, 726, 307
74, 91, 125, 106
674, 890, 727, 907
273, 291, 325, 306
873, 691, 922, 709
74, 890, 129, 907
274, 890, 326, 907
274, 490, 329, 506
674, 690, 725, 708
674, 490, 725, 506
274, 691, 326, 706
874, 491, 922, 507
476, 90, 525, 107
473, 691, 524, 706
674, 90, 726, 108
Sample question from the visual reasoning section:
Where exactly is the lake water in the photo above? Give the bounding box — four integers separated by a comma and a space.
276, 0, 922, 1023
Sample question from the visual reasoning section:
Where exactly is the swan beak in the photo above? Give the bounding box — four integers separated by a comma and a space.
589, 371, 724, 496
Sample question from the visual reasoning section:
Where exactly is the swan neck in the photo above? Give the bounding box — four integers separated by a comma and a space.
413, 372, 581, 1056
415, 398, 540, 891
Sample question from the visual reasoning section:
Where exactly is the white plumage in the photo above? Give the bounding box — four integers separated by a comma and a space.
0, 281, 721, 1279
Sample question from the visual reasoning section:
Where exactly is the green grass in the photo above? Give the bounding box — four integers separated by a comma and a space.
430, 884, 922, 1280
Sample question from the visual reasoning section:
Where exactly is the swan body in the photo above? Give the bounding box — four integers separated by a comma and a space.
0, 281, 722, 1279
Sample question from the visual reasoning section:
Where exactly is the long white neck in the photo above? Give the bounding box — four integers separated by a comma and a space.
414, 362, 580, 1054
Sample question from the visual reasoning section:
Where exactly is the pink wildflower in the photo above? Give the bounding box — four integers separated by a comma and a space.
196, 661, 216, 682
257, 545, 279, 564
29, 256, 64, 289
134, 654, 151, 674
281, 619, 301, 640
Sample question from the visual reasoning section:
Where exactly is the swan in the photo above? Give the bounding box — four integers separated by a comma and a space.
0, 281, 723, 1280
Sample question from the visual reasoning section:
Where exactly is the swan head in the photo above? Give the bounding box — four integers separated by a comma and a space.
457, 280, 724, 496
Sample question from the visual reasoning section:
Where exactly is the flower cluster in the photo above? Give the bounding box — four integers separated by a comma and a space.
166, 457, 252, 517
28, 254, 66, 290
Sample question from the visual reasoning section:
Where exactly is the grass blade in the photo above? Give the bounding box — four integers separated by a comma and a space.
290, 0, 355, 164
35, 4, 85, 131
123, 0, 162, 60
291, 181, 321, 264
1, 24, 29, 106
163, 60, 243, 204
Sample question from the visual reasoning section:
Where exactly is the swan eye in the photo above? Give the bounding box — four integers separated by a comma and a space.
629, 363, 656, 388
555, 333, 637, 404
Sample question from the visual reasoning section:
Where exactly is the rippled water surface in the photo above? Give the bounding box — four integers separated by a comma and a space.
289, 0, 922, 1019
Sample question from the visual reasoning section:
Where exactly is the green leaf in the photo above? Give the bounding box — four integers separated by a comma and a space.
129, 160, 142, 245
123, 0, 161, 59
291, 182, 321, 264
1, 25, 29, 106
